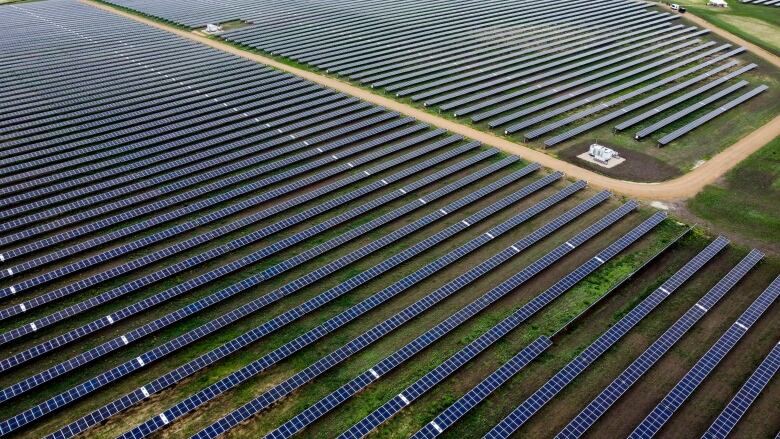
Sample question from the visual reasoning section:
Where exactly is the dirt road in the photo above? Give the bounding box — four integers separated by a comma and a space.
84, 0, 780, 202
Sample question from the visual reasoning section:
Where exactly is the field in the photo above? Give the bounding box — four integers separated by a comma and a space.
687, 135, 780, 250
671, 0, 780, 55
0, 1, 778, 439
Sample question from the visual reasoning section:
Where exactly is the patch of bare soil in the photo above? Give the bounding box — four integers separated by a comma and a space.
559, 142, 682, 183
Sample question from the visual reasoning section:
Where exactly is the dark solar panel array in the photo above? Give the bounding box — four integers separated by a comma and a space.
482, 236, 729, 438
410, 337, 553, 439
187, 194, 625, 439
556, 249, 764, 438
342, 212, 666, 438
219, 201, 636, 439
103, 0, 768, 146
52, 167, 567, 439
702, 339, 780, 439
657, 85, 769, 145
628, 274, 780, 439
1, 154, 525, 434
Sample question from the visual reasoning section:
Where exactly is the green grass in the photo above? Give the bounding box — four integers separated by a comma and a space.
670, 0, 780, 55
688, 136, 780, 245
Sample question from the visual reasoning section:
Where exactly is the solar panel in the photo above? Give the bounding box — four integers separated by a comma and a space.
234, 200, 634, 439
543, 61, 741, 146
55, 171, 577, 439
702, 339, 780, 439
341, 212, 666, 438
186, 191, 620, 439
482, 236, 729, 438
0, 134, 471, 321
628, 274, 780, 439
0, 152, 509, 426
657, 85, 768, 146
410, 337, 553, 439
635, 81, 749, 139
111, 180, 591, 439
614, 63, 757, 131
556, 249, 764, 438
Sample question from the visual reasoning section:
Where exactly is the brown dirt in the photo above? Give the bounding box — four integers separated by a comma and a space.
558, 142, 682, 182
80, 0, 780, 202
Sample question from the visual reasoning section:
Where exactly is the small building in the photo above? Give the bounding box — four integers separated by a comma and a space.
205, 23, 223, 33
708, 0, 728, 7
589, 143, 619, 164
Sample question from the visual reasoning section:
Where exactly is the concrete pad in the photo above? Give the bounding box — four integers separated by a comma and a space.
577, 152, 626, 168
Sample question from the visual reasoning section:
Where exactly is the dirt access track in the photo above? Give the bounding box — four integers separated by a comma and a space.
84, 0, 780, 202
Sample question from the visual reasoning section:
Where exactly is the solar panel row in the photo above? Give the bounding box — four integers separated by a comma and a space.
0, 144, 489, 372
556, 249, 764, 438
0, 154, 523, 434
246, 200, 636, 439
629, 274, 780, 439
410, 337, 553, 439
340, 211, 666, 438
108, 175, 580, 439
187, 192, 620, 439
702, 339, 780, 439
54, 170, 574, 439
614, 63, 757, 131
657, 85, 769, 145
482, 236, 730, 438
0, 138, 478, 331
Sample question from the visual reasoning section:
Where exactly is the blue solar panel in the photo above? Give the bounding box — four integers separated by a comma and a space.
556, 249, 764, 438
106, 177, 584, 439
341, 211, 665, 438
702, 339, 780, 439
628, 274, 780, 439
482, 236, 729, 439
204, 198, 633, 439
0, 151, 512, 434
411, 337, 553, 439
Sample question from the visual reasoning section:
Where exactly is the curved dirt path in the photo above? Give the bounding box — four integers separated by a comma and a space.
84, 0, 780, 201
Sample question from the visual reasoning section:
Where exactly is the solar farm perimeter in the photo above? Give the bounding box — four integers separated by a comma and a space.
0, 1, 779, 439
104, 0, 780, 179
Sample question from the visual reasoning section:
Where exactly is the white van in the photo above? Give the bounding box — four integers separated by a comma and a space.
670, 3, 680, 10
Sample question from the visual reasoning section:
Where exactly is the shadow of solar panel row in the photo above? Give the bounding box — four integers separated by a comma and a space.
702, 339, 780, 439
657, 85, 769, 145
482, 236, 729, 439
259, 199, 635, 439
556, 249, 764, 439
628, 274, 780, 439
0, 128, 466, 321
0, 151, 513, 434
410, 337, 553, 439
341, 211, 666, 439
72, 168, 569, 439
0, 144, 483, 383
184, 187, 610, 439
